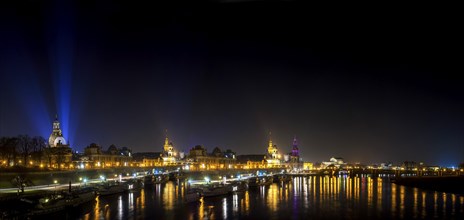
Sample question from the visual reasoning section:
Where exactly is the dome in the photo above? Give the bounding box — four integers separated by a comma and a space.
107, 145, 119, 154
53, 137, 66, 146
48, 116, 67, 147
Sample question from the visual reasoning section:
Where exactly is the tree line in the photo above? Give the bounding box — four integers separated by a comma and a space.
0, 135, 48, 167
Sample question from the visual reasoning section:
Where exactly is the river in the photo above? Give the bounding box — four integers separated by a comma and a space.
43, 176, 464, 219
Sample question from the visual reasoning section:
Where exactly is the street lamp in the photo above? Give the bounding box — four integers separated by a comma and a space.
54, 180, 58, 190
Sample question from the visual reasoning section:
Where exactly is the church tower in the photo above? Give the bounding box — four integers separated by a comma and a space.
290, 135, 300, 163
162, 130, 176, 165
267, 132, 278, 159
48, 115, 67, 147
291, 136, 299, 157
163, 130, 174, 157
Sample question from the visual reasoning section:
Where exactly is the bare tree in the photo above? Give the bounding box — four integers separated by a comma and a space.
0, 137, 18, 166
55, 147, 71, 169
0, 137, 8, 163
17, 135, 32, 166
30, 136, 46, 166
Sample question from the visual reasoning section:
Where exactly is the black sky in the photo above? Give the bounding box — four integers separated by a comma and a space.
0, 1, 462, 166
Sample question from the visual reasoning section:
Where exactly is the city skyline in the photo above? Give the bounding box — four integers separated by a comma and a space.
0, 1, 462, 166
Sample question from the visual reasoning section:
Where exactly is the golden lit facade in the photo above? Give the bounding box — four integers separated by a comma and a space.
303, 162, 313, 170
79, 143, 132, 168
162, 134, 178, 165
266, 135, 282, 168
186, 145, 236, 170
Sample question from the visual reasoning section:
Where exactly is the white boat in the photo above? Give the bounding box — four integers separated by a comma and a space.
230, 181, 248, 193
126, 179, 143, 192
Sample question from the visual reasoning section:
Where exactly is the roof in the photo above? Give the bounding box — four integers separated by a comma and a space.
236, 154, 266, 163
132, 152, 162, 161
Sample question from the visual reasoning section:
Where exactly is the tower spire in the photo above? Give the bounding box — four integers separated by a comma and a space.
164, 129, 169, 145
268, 131, 273, 148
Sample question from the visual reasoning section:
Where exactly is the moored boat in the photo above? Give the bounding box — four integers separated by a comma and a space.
26, 188, 96, 216
154, 175, 169, 184
128, 179, 144, 192
278, 174, 292, 182
258, 177, 273, 186
230, 181, 248, 193
247, 177, 259, 188
28, 194, 68, 216
97, 182, 128, 196
184, 190, 201, 203
144, 174, 154, 186
67, 187, 97, 207
200, 184, 230, 197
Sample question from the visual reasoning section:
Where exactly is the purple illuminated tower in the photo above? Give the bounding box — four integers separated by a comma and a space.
291, 136, 299, 157
290, 136, 299, 163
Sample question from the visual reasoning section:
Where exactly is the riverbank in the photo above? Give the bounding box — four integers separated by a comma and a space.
0, 168, 150, 188
392, 176, 464, 194
0, 168, 281, 189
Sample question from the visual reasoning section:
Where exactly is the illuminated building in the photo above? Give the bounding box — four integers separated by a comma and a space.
265, 133, 282, 168
79, 143, 132, 168
321, 157, 346, 169
43, 115, 72, 168
162, 132, 178, 165
132, 152, 163, 167
48, 115, 68, 148
303, 162, 313, 170
236, 155, 267, 169
290, 136, 300, 163
401, 161, 419, 171
186, 145, 236, 170
288, 136, 302, 171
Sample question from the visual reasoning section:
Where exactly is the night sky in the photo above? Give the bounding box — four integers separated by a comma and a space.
0, 1, 462, 166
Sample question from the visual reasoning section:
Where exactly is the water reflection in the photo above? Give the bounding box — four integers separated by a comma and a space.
198, 198, 204, 220
162, 182, 175, 210
267, 183, 279, 212
243, 190, 250, 215
232, 194, 238, 213
61, 176, 464, 219
222, 197, 228, 219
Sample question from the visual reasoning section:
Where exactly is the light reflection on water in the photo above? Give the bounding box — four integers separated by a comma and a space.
162, 181, 175, 210
267, 183, 279, 212
68, 176, 464, 219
